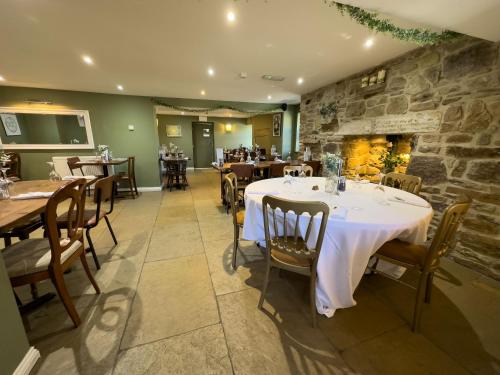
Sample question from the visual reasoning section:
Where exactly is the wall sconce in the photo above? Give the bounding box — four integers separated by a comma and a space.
225, 123, 232, 133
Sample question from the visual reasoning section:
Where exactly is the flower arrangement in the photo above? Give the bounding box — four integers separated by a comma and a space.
322, 152, 343, 175
97, 144, 109, 153
379, 151, 405, 173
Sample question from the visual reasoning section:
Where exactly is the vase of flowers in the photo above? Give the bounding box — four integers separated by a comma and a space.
322, 152, 343, 194
97, 144, 109, 161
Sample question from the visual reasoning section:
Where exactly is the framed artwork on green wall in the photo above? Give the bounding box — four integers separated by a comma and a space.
272, 113, 282, 137
166, 125, 182, 137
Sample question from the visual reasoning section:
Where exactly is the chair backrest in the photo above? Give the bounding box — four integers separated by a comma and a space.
45, 179, 86, 268
93, 176, 115, 220
5, 152, 21, 179
262, 196, 329, 264
259, 148, 266, 155
165, 159, 178, 173
230, 163, 254, 182
283, 165, 313, 177
269, 162, 290, 178
425, 196, 471, 270
304, 160, 321, 176
224, 173, 240, 226
67, 156, 83, 176
382, 172, 422, 195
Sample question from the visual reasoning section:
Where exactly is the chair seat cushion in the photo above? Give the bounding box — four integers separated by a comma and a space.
2, 238, 82, 278
376, 239, 430, 268
236, 210, 245, 225
270, 237, 313, 268
57, 209, 106, 227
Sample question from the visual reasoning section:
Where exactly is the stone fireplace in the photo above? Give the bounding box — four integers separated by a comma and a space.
342, 134, 413, 181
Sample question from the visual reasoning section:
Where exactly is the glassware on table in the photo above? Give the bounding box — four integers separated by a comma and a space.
299, 164, 307, 178
325, 173, 339, 195
338, 176, 346, 192
0, 179, 9, 199
373, 173, 389, 205
47, 162, 62, 182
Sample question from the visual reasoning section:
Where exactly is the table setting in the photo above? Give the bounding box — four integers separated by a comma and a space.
242, 175, 433, 317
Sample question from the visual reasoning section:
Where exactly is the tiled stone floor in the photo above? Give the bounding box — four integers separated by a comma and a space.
12, 170, 500, 374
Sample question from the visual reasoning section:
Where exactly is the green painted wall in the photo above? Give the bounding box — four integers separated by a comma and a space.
157, 114, 252, 167
0, 86, 159, 186
0, 256, 30, 375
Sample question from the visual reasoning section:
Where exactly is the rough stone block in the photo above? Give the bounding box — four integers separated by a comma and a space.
462, 100, 492, 132
443, 105, 463, 122
365, 105, 386, 117
345, 101, 366, 117
446, 147, 500, 158
442, 41, 498, 80
409, 101, 439, 111
446, 134, 473, 143
386, 96, 409, 114
407, 156, 447, 185
466, 160, 500, 183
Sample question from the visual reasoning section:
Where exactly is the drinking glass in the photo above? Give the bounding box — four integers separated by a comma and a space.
47, 162, 62, 182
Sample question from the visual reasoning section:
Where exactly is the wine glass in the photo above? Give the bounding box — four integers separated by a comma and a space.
47, 162, 62, 182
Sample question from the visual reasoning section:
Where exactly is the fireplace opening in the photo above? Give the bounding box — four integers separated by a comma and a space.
342, 134, 414, 182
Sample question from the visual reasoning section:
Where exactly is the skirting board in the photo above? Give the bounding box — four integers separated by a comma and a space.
13, 347, 40, 375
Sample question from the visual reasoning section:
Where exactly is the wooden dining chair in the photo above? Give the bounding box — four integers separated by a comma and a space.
259, 196, 329, 327
230, 163, 254, 196
67, 156, 99, 196
304, 160, 321, 177
117, 156, 139, 198
269, 162, 290, 178
5, 152, 21, 181
370, 196, 471, 332
382, 172, 422, 195
283, 165, 313, 177
224, 173, 246, 269
2, 178, 100, 327
57, 176, 117, 270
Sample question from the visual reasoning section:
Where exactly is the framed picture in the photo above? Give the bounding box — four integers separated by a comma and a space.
166, 125, 182, 137
1, 113, 21, 136
272, 113, 282, 137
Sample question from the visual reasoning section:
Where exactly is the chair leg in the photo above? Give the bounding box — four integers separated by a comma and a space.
80, 252, 101, 294
50, 270, 81, 327
310, 271, 318, 328
3, 237, 12, 247
30, 283, 39, 300
424, 272, 434, 304
232, 225, 239, 270
129, 180, 135, 199
133, 175, 139, 195
86, 229, 101, 270
258, 263, 272, 310
412, 272, 428, 332
104, 216, 118, 245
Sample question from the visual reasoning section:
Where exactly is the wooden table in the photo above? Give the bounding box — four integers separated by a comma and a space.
0, 180, 70, 232
75, 158, 128, 177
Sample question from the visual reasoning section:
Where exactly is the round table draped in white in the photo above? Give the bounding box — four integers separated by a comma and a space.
242, 177, 433, 317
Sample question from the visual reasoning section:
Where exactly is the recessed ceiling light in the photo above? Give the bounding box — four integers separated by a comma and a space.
117, 84, 124, 91
267, 95, 272, 100
0, 75, 5, 82
201, 90, 206, 96
181, 111, 185, 115
297, 77, 304, 85
82, 55, 94, 65
227, 11, 236, 22
208, 67, 215, 76
364, 38, 374, 49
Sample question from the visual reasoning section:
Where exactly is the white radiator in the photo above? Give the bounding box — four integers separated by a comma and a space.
52, 156, 107, 177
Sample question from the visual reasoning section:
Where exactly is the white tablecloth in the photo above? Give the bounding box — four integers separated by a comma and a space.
243, 177, 433, 317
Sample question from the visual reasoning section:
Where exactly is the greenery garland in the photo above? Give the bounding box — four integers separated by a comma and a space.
324, 1, 460, 45
151, 98, 283, 115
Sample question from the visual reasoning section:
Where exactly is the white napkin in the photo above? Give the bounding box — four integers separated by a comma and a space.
63, 175, 96, 181
331, 206, 348, 219
11, 192, 53, 200
388, 194, 430, 208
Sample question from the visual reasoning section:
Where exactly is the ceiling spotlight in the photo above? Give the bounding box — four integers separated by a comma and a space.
181, 111, 185, 115
82, 55, 94, 65
0, 75, 5, 82
364, 38, 374, 48
297, 77, 304, 85
267, 95, 272, 100
227, 11, 236, 22
201, 90, 206, 96
208, 67, 215, 76
117, 84, 124, 91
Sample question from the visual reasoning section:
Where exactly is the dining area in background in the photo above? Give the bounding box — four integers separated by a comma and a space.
159, 143, 191, 191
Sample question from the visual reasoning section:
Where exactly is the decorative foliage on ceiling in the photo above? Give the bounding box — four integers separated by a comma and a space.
151, 98, 285, 115
324, 1, 461, 45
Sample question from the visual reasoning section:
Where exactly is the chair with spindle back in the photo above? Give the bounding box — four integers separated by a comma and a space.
283, 165, 313, 177
2, 178, 100, 327
304, 160, 321, 177
370, 196, 471, 332
259, 196, 329, 327
382, 172, 422, 195
224, 173, 245, 269
269, 162, 289, 178
117, 156, 139, 198
57, 176, 117, 270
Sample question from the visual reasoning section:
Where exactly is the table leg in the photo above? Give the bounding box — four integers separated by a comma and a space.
103, 165, 109, 177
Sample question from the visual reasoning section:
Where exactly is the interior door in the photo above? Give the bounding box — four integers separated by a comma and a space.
192, 122, 214, 168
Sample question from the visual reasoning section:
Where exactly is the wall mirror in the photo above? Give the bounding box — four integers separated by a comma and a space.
0, 107, 95, 149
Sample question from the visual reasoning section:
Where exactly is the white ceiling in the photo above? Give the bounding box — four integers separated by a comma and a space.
0, 1, 496, 104
346, 0, 500, 42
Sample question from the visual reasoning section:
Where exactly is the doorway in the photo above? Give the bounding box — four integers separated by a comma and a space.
192, 122, 214, 168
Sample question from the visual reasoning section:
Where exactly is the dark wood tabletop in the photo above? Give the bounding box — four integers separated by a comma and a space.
0, 180, 70, 231
74, 158, 128, 167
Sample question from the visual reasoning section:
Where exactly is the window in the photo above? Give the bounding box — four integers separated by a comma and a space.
294, 112, 301, 152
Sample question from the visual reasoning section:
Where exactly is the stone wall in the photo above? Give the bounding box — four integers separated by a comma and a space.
299, 36, 500, 280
